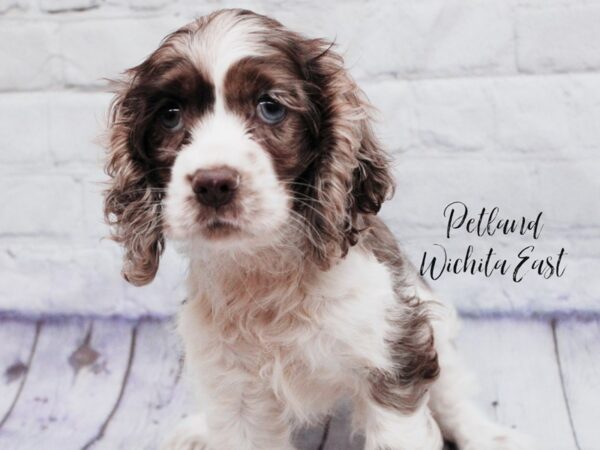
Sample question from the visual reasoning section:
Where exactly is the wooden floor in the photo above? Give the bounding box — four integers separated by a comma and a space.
0, 316, 597, 450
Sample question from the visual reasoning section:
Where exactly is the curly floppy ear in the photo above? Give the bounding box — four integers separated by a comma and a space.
299, 41, 395, 268
103, 83, 165, 286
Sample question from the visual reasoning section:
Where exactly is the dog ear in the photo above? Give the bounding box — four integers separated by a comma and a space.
298, 40, 395, 268
103, 79, 165, 286
351, 118, 395, 216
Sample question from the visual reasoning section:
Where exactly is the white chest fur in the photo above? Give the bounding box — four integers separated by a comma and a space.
177, 247, 398, 422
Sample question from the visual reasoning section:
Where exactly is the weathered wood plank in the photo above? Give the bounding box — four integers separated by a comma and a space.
0, 316, 587, 450
81, 320, 137, 449
555, 319, 600, 450
90, 320, 193, 450
457, 318, 577, 450
0, 320, 39, 428
0, 319, 134, 450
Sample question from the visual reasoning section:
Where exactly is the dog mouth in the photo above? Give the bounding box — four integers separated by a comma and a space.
206, 218, 239, 230
201, 218, 243, 239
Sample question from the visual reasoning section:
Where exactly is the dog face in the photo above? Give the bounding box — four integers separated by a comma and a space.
104, 9, 393, 285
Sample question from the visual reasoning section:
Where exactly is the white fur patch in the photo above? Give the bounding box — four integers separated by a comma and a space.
178, 11, 268, 91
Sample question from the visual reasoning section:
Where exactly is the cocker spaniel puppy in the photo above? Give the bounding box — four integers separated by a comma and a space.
104, 9, 532, 450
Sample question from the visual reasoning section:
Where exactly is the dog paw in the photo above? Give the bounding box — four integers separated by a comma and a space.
161, 414, 210, 450
458, 425, 534, 450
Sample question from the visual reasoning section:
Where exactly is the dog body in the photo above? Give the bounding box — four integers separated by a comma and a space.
104, 9, 532, 450
176, 233, 440, 450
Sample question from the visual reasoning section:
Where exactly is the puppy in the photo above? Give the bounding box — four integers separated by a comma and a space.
104, 9, 532, 450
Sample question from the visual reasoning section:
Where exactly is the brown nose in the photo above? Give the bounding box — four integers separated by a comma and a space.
191, 167, 240, 208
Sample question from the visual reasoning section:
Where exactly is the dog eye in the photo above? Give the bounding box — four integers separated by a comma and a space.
257, 96, 286, 124
159, 103, 183, 130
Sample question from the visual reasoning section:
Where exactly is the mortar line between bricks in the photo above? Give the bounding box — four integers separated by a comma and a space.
3, 69, 600, 95
0, 13, 179, 24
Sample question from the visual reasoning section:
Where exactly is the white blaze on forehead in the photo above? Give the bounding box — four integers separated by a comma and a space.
162, 12, 291, 245
185, 112, 255, 169
179, 11, 269, 91
171, 11, 274, 172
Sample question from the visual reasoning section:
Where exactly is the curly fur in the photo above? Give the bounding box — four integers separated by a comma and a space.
104, 9, 534, 450
104, 94, 165, 286
293, 42, 395, 268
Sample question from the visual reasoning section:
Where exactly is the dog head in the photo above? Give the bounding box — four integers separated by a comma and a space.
104, 9, 394, 285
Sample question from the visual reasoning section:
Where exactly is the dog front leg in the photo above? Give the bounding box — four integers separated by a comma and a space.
163, 376, 295, 450
203, 379, 296, 450
354, 390, 443, 450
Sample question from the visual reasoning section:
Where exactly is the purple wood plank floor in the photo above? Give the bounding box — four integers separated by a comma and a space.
0, 316, 597, 450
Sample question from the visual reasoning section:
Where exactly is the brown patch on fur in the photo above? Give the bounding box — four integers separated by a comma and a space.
104, 24, 216, 285
289, 40, 395, 270
223, 56, 315, 179
362, 216, 440, 413
221, 19, 395, 270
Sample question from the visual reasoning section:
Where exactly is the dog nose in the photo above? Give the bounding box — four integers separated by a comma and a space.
191, 167, 240, 208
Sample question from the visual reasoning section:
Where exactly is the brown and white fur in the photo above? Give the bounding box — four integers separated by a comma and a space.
104, 9, 533, 450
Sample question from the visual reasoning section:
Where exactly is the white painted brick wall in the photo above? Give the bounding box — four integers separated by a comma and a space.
517, 4, 600, 73
0, 21, 60, 90
0, 0, 598, 318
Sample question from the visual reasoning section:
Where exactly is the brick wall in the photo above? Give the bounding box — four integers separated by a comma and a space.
0, 0, 598, 318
